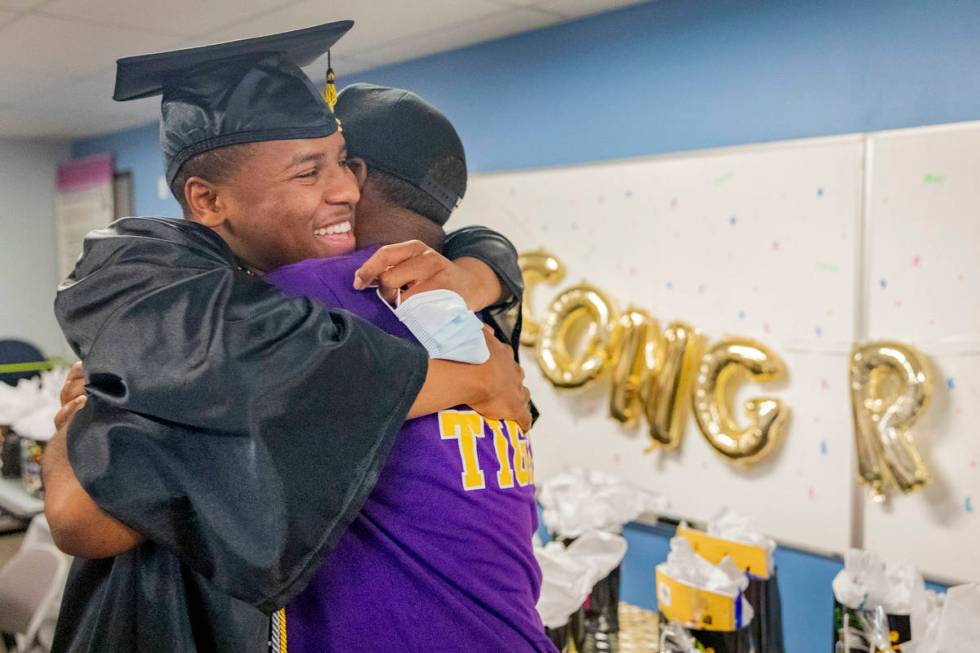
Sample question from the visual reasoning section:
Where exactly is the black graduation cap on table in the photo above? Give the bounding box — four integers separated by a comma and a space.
113, 20, 353, 185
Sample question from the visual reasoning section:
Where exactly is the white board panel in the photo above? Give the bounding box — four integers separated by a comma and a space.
863, 122, 980, 582
454, 136, 865, 554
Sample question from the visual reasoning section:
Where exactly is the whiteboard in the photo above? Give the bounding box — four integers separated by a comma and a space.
454, 136, 865, 554
862, 122, 980, 582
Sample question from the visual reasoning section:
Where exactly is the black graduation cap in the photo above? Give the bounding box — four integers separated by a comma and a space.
113, 20, 353, 185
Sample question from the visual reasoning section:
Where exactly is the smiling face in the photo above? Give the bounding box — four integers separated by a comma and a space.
201, 133, 359, 272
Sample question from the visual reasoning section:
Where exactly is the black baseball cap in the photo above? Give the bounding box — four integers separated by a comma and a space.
335, 83, 466, 223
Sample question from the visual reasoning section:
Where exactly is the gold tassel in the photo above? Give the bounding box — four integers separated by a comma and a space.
323, 50, 337, 111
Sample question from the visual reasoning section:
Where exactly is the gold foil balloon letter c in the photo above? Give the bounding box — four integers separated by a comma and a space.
517, 250, 566, 347
608, 309, 661, 425
849, 342, 932, 501
693, 338, 789, 465
643, 322, 703, 449
536, 284, 616, 388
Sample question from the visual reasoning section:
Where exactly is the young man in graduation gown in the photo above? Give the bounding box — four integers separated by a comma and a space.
266, 83, 555, 652
42, 22, 531, 653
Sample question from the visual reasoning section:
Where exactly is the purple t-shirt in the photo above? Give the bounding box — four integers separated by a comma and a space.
266, 249, 555, 653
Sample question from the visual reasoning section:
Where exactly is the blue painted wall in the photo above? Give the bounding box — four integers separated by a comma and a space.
74, 0, 975, 649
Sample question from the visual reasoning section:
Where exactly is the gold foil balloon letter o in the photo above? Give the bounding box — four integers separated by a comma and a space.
517, 250, 566, 347
849, 342, 932, 501
692, 338, 789, 465
643, 322, 703, 449
608, 308, 662, 425
536, 284, 617, 389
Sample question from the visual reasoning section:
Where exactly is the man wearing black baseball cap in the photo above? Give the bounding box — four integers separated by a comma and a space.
259, 83, 552, 651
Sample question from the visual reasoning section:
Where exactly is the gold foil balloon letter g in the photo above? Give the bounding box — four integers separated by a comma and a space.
693, 338, 789, 465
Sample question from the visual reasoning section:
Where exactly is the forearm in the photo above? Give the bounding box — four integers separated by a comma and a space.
443, 226, 523, 310
407, 359, 484, 419
43, 425, 143, 558
453, 257, 503, 311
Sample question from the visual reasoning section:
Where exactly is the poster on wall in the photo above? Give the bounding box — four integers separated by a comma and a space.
56, 153, 114, 279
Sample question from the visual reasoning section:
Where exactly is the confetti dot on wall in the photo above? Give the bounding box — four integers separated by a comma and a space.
762, 322, 772, 334
698, 284, 706, 295
570, 222, 579, 231
820, 378, 830, 391
879, 278, 888, 289
912, 256, 921, 268
817, 187, 824, 197
613, 453, 621, 464
966, 497, 974, 513
771, 241, 781, 251
628, 266, 637, 276
946, 377, 956, 391
820, 440, 828, 456
624, 190, 633, 198
670, 198, 678, 209
738, 310, 746, 320
969, 460, 977, 470
729, 215, 738, 226
666, 281, 674, 290
958, 273, 966, 282
815, 327, 823, 337
895, 300, 903, 308
924, 173, 946, 184
597, 196, 605, 205
808, 487, 816, 501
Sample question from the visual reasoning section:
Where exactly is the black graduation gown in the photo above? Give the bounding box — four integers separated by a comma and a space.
50, 217, 434, 652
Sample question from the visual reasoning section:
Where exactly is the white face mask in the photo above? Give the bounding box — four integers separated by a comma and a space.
378, 288, 490, 364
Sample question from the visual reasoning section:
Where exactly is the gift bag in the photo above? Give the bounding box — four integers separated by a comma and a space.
831, 549, 944, 653
535, 531, 628, 652
1, 424, 22, 478
568, 562, 621, 653
832, 600, 911, 653
655, 538, 758, 653
678, 515, 784, 653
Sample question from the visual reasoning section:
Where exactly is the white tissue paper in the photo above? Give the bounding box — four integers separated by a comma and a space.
0, 367, 68, 441
707, 508, 776, 576
932, 583, 980, 653
660, 537, 755, 626
534, 530, 629, 629
538, 467, 668, 538
832, 549, 944, 653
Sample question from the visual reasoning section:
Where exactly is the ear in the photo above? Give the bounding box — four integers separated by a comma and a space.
350, 157, 369, 190
184, 176, 228, 227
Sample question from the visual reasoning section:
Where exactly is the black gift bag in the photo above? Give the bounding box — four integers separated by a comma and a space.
568, 562, 622, 653
1, 425, 21, 479
745, 573, 784, 653
545, 605, 585, 653
832, 600, 912, 653
658, 613, 757, 653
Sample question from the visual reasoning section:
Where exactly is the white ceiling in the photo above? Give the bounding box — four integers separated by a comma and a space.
0, 0, 644, 140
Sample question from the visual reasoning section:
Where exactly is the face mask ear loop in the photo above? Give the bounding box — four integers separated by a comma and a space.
376, 287, 403, 316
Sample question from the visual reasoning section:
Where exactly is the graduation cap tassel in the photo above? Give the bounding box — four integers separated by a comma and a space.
324, 50, 338, 111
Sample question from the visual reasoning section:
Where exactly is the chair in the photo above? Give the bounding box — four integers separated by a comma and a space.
0, 544, 69, 653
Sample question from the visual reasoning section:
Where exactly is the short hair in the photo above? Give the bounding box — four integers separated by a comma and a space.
367, 156, 466, 226
169, 144, 253, 216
